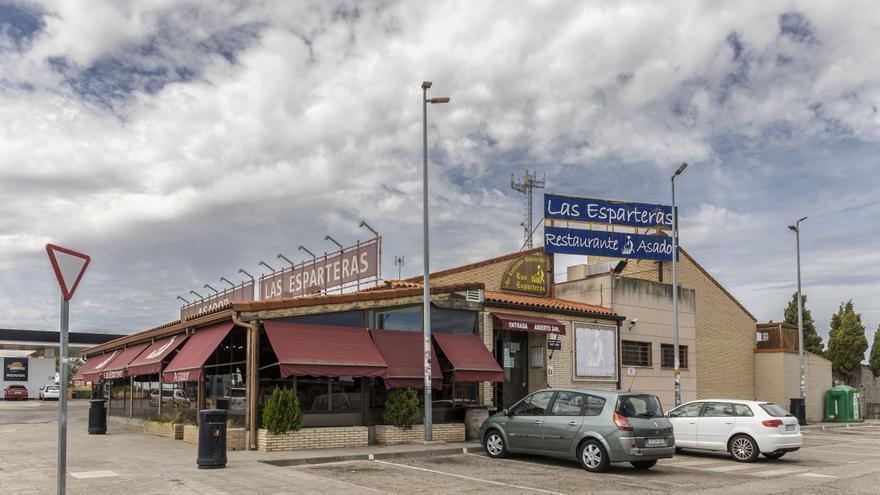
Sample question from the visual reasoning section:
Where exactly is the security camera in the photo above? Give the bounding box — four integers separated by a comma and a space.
630, 318, 639, 324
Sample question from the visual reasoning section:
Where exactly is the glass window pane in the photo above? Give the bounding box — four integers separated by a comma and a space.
617, 394, 663, 418
702, 402, 735, 417
526, 391, 554, 415
669, 402, 703, 417
734, 404, 754, 417
584, 395, 606, 416
550, 392, 583, 416
622, 341, 651, 367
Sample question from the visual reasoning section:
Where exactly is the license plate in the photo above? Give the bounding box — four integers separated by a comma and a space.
785, 424, 796, 432
646, 438, 666, 447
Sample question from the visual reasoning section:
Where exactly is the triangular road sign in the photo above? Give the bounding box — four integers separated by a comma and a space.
46, 244, 90, 300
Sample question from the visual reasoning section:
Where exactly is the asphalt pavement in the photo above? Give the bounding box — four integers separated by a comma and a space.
1, 399, 879, 494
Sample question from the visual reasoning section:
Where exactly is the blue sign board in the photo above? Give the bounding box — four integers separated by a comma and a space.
545, 193, 673, 229
544, 226, 674, 261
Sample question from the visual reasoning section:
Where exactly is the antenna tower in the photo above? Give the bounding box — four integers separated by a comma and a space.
510, 169, 546, 249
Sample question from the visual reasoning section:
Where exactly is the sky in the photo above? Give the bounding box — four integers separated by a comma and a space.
0, 1, 878, 357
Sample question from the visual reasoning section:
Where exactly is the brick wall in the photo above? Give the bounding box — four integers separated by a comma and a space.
143, 421, 183, 440
257, 427, 368, 452
375, 424, 465, 445
183, 425, 246, 450
588, 254, 756, 400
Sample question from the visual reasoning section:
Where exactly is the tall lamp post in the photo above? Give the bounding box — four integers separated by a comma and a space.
421, 81, 449, 441
671, 162, 688, 407
789, 216, 808, 423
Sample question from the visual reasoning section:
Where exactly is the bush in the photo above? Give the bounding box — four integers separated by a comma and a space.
146, 411, 185, 424
383, 388, 420, 429
262, 387, 303, 435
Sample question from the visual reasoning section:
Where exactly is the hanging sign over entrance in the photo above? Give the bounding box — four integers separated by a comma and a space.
500, 253, 550, 296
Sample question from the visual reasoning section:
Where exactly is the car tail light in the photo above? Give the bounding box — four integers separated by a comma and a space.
762, 419, 783, 428
613, 412, 633, 431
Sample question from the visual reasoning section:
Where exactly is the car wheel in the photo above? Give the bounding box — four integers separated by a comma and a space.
578, 439, 610, 473
631, 460, 657, 470
728, 435, 759, 462
763, 451, 786, 460
483, 430, 508, 459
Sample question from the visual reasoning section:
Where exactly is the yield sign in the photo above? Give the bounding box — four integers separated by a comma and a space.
46, 244, 90, 300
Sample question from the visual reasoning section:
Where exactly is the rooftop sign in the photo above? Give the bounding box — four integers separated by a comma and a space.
181, 281, 254, 320
543, 193, 674, 261
259, 238, 379, 300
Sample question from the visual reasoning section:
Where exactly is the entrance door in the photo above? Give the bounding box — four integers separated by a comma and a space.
497, 330, 528, 410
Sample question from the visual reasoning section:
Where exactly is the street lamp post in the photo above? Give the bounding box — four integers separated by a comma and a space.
671, 162, 688, 407
421, 81, 449, 442
789, 217, 808, 418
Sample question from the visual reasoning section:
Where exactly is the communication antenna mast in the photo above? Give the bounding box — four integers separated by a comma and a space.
510, 169, 546, 249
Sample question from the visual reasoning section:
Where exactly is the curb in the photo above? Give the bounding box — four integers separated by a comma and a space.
801, 422, 874, 431
260, 446, 477, 467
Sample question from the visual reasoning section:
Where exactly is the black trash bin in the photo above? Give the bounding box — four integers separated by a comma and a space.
790, 398, 807, 426
197, 409, 227, 469
88, 399, 107, 435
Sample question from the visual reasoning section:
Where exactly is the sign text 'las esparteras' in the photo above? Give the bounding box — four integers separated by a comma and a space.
544, 226, 674, 261
544, 193, 673, 228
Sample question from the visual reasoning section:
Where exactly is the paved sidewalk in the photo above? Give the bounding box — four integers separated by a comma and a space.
800, 419, 880, 431
0, 401, 482, 495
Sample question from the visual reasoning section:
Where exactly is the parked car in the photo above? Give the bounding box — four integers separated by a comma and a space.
4, 385, 28, 400
666, 400, 802, 462
149, 389, 191, 408
480, 389, 674, 473
39, 385, 60, 400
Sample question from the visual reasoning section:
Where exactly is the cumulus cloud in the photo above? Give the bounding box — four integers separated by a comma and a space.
0, 1, 878, 348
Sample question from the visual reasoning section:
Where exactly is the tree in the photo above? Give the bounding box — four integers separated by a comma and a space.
869, 325, 880, 378
261, 387, 303, 434
383, 388, 420, 429
783, 292, 824, 355
826, 301, 868, 384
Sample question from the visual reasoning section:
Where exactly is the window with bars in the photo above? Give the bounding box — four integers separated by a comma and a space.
621, 340, 652, 367
660, 344, 688, 369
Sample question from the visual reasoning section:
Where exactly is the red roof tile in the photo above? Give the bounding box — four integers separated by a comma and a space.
484, 290, 615, 317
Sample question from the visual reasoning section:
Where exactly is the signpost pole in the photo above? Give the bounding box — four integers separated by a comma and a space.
421, 81, 433, 442
671, 163, 688, 407
58, 296, 69, 495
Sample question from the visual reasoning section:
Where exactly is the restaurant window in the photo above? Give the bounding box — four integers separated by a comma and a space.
295, 376, 362, 413
205, 364, 247, 425
660, 344, 688, 369
376, 306, 477, 334
107, 378, 127, 417
621, 340, 652, 367
131, 374, 160, 419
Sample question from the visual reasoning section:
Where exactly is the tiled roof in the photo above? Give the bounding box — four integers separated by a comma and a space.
484, 290, 616, 317
404, 247, 544, 282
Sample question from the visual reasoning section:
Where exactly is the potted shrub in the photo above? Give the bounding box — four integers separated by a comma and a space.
144, 411, 185, 439
376, 388, 428, 445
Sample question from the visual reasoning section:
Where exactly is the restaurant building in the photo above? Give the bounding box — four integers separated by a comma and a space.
79, 248, 621, 450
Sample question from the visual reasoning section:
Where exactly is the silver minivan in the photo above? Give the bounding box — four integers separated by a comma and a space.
480, 388, 675, 472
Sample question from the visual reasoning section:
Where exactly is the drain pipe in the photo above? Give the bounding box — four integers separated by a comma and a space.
232, 312, 259, 451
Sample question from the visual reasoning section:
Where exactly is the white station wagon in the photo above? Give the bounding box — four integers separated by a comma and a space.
666, 399, 802, 462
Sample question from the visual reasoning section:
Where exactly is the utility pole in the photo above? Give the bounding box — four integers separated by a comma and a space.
394, 256, 405, 279
510, 169, 545, 249
671, 163, 688, 407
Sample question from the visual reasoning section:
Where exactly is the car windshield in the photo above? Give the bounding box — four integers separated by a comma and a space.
759, 403, 791, 417
617, 394, 664, 418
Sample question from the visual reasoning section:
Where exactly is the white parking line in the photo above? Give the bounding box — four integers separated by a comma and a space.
666, 459, 727, 467
752, 467, 807, 477
372, 459, 568, 495
704, 463, 761, 472
797, 473, 838, 479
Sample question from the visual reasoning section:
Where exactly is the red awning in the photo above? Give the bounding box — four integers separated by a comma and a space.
73, 355, 103, 384
493, 312, 565, 335
370, 329, 441, 390
162, 322, 234, 383
432, 333, 504, 383
101, 343, 150, 380
264, 321, 387, 378
126, 334, 187, 377
81, 350, 120, 382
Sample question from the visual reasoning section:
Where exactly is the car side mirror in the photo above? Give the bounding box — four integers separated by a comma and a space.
502, 408, 510, 416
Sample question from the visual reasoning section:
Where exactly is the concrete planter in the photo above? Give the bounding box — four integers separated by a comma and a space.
257, 427, 368, 452
375, 423, 465, 445
183, 425, 246, 451
143, 420, 183, 440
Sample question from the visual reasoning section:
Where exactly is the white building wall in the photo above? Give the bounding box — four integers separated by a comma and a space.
1, 357, 57, 399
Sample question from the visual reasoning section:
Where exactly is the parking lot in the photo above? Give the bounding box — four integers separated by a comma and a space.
1, 399, 879, 494
289, 426, 880, 494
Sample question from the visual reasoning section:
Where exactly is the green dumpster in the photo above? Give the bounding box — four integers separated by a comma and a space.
823, 385, 864, 422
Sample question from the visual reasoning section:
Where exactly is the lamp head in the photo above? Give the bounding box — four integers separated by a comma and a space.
421, 81, 432, 89
788, 225, 797, 231
674, 162, 689, 176
429, 97, 450, 104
